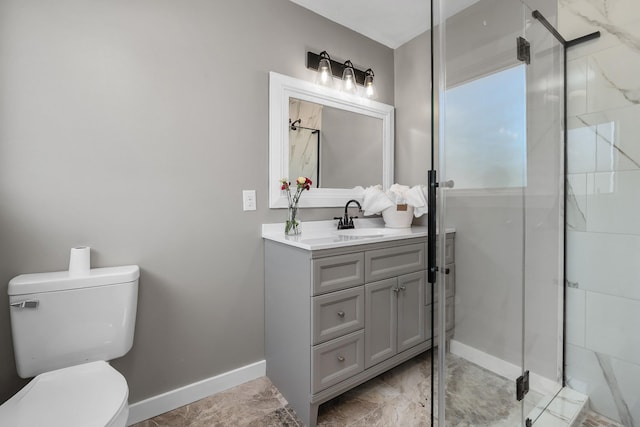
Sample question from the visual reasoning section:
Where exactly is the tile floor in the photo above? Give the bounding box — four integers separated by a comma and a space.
132, 352, 623, 427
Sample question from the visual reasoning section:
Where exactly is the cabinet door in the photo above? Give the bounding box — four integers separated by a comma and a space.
364, 278, 397, 369
397, 271, 426, 352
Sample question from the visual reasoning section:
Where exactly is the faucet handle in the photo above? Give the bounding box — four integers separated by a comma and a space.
335, 216, 350, 230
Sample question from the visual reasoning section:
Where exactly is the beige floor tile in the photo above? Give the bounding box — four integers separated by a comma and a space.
132, 353, 623, 427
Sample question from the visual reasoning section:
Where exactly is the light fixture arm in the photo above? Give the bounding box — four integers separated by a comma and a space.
306, 51, 369, 86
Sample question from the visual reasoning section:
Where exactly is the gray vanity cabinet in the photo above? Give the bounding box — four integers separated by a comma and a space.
264, 233, 453, 427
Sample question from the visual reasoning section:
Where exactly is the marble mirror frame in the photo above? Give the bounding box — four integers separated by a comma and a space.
269, 71, 394, 208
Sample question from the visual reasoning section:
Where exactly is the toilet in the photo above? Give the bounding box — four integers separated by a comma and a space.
0, 265, 139, 427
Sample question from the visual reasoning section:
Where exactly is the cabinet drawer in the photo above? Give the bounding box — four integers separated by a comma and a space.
313, 253, 365, 295
425, 297, 455, 340
436, 236, 456, 265
365, 243, 425, 282
313, 287, 364, 345
445, 236, 455, 264
312, 330, 365, 393
425, 264, 455, 305
435, 235, 455, 265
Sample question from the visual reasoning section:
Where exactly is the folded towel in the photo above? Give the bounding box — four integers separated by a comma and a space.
405, 185, 428, 217
362, 185, 395, 216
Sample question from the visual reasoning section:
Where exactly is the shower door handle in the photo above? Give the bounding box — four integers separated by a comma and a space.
427, 170, 437, 284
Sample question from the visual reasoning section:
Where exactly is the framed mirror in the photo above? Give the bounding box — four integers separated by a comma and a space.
269, 71, 394, 208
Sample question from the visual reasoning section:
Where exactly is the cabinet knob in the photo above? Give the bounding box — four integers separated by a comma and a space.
399, 286, 406, 291
337, 311, 345, 318
392, 288, 399, 293
337, 355, 345, 362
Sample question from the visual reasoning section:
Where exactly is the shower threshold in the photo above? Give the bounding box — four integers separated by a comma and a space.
527, 387, 588, 427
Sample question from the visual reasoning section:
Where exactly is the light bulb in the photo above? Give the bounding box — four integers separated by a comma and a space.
315, 51, 334, 88
341, 61, 358, 95
319, 66, 331, 84
363, 69, 377, 99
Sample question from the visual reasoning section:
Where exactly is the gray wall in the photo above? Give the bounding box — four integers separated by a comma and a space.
444, 194, 526, 365
394, 30, 432, 191
0, 0, 394, 403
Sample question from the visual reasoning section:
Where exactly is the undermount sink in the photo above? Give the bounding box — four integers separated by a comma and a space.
334, 228, 397, 238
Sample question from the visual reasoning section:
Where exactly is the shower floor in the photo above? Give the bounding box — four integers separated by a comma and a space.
577, 410, 625, 427
316, 351, 543, 426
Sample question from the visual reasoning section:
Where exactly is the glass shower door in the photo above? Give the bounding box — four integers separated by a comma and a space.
433, 0, 529, 425
522, 4, 566, 424
432, 0, 566, 425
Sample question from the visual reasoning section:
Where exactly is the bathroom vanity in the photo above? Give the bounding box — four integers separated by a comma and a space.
263, 221, 455, 427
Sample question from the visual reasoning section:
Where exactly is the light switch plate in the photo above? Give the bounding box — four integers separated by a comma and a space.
243, 190, 256, 211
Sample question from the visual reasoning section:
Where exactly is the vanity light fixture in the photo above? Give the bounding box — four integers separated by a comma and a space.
363, 69, 377, 99
315, 51, 334, 87
306, 51, 374, 98
341, 60, 358, 95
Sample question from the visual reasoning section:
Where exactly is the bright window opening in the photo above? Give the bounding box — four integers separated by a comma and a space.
445, 65, 527, 190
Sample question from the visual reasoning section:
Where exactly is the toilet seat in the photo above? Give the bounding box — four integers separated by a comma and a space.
0, 361, 129, 427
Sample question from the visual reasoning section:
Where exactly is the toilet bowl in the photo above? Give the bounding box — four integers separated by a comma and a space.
0, 361, 129, 427
0, 265, 139, 427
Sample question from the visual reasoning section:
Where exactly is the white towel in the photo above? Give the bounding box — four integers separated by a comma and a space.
387, 184, 410, 204
362, 185, 394, 216
405, 185, 428, 217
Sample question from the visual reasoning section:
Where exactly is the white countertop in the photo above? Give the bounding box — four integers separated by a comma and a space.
262, 218, 453, 251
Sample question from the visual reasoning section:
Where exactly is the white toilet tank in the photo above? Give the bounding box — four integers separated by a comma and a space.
8, 265, 139, 378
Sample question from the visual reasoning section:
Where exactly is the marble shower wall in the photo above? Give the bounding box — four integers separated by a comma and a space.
288, 99, 322, 183
560, 0, 640, 425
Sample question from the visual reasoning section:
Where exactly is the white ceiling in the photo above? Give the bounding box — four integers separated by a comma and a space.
290, 0, 479, 49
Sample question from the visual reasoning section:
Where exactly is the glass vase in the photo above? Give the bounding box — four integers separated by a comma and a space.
285, 205, 300, 235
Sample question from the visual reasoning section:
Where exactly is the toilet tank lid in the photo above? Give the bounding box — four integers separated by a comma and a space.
8, 265, 140, 296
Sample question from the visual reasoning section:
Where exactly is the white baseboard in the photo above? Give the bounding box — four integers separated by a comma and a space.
127, 360, 266, 425
449, 340, 559, 396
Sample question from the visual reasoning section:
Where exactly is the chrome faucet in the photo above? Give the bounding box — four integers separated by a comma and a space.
334, 199, 362, 229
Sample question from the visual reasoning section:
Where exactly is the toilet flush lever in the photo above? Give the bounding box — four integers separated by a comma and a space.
10, 300, 39, 309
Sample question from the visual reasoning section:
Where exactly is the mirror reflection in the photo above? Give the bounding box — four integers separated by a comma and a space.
288, 98, 383, 189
